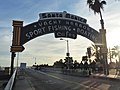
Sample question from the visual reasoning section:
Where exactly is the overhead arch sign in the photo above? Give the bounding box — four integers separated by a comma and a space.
11, 11, 101, 52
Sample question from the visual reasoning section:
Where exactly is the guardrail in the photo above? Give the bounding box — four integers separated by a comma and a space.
4, 69, 17, 90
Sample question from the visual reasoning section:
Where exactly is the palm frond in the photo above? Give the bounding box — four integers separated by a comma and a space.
101, 1, 107, 5
91, 44, 96, 49
87, 0, 107, 14
87, 0, 93, 4
100, 1, 107, 10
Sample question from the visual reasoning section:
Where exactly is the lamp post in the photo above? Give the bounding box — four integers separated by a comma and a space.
60, 38, 70, 57
33, 57, 36, 65
60, 38, 70, 69
35, 57, 36, 65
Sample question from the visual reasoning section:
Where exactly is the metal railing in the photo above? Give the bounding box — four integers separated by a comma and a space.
4, 69, 17, 90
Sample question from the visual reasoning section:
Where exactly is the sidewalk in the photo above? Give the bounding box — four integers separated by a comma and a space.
92, 70, 120, 81
13, 69, 35, 90
92, 73, 120, 80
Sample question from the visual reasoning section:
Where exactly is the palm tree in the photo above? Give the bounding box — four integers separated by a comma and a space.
87, 0, 108, 75
111, 46, 120, 61
87, 0, 106, 29
90, 44, 101, 62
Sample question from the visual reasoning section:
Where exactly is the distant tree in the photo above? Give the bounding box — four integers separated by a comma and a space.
79, 61, 84, 70
82, 56, 88, 62
84, 61, 89, 70
90, 60, 96, 73
111, 46, 120, 65
73, 60, 79, 69
53, 59, 65, 68
64, 57, 73, 69
111, 46, 119, 58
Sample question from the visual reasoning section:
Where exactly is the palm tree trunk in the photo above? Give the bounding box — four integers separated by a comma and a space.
99, 10, 109, 75
99, 10, 104, 29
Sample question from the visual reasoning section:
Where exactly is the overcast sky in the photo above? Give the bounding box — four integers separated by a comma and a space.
0, 0, 120, 67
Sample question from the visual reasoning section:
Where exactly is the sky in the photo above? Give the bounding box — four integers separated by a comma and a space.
0, 0, 120, 67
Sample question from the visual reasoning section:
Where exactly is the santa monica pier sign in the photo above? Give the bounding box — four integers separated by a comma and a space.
11, 11, 101, 52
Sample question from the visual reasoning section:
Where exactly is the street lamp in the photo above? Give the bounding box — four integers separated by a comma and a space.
33, 57, 36, 65
60, 38, 70, 70
60, 38, 70, 57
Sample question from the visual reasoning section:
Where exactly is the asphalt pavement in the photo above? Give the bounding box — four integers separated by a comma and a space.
13, 68, 120, 90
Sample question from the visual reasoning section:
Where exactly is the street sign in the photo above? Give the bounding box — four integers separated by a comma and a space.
54, 30, 77, 39
39, 11, 87, 24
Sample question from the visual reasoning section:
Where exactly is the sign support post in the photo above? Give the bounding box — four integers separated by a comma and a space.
10, 52, 16, 76
100, 29, 109, 75
10, 20, 23, 76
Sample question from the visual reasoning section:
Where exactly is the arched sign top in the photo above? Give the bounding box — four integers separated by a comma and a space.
21, 18, 101, 45
11, 11, 101, 52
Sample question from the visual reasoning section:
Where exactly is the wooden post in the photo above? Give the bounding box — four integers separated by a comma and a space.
10, 20, 23, 76
10, 52, 16, 76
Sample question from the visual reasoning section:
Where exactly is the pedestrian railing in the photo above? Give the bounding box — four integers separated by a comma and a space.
4, 69, 17, 90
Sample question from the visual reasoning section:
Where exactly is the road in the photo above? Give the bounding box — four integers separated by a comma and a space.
24, 68, 120, 90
